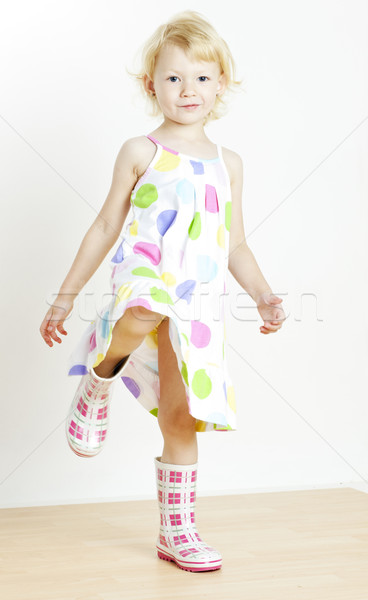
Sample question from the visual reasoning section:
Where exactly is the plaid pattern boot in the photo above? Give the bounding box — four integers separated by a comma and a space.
154, 456, 222, 572
65, 355, 130, 457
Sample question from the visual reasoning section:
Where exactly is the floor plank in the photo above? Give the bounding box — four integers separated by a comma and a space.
0, 488, 367, 599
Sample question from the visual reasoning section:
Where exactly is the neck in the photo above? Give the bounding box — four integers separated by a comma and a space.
155, 118, 207, 143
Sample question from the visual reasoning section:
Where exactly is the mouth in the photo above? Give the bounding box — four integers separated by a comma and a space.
181, 104, 200, 109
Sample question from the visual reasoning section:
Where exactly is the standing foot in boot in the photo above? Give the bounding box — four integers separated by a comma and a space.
154, 456, 222, 572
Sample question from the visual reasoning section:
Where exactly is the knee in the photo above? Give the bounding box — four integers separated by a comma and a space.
158, 405, 196, 437
118, 306, 161, 337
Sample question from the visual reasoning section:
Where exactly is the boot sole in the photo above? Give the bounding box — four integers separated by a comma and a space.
157, 547, 222, 572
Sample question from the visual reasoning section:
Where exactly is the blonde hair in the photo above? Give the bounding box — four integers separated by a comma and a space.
127, 10, 244, 125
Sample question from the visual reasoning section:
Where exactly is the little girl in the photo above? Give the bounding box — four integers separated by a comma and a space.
40, 10, 285, 572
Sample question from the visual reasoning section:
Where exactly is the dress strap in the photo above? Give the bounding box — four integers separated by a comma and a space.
146, 134, 160, 145
147, 134, 222, 162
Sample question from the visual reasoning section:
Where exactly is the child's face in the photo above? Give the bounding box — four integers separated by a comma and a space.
146, 43, 226, 125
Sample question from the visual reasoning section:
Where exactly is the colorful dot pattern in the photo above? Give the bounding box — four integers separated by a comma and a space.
66, 135, 236, 432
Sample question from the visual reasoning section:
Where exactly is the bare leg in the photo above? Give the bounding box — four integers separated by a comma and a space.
94, 307, 165, 379
157, 318, 198, 465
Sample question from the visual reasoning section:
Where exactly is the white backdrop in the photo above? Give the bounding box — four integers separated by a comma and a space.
1, 0, 367, 508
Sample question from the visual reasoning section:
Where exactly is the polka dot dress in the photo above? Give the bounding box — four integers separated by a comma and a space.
67, 134, 236, 432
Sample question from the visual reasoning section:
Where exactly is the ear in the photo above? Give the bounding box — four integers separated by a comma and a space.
142, 73, 156, 96
216, 72, 227, 97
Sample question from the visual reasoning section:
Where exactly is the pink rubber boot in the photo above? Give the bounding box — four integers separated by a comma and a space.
154, 456, 222, 572
65, 356, 130, 457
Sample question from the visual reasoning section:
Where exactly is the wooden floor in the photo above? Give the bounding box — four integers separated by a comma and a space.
0, 488, 367, 599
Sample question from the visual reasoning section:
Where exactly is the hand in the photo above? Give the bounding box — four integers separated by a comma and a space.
257, 292, 286, 335
40, 295, 74, 347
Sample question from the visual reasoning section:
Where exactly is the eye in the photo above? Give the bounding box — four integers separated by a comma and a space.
168, 76, 179, 82
198, 76, 209, 82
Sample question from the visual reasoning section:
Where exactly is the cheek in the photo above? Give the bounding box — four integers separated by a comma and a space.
158, 86, 176, 103
203, 84, 218, 99
203, 91, 216, 105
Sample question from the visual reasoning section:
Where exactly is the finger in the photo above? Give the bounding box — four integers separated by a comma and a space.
40, 318, 53, 334
46, 325, 62, 343
264, 323, 279, 333
40, 324, 53, 346
263, 323, 279, 331
274, 313, 286, 321
43, 332, 53, 346
56, 323, 68, 335
49, 333, 61, 343
269, 318, 283, 326
260, 326, 271, 334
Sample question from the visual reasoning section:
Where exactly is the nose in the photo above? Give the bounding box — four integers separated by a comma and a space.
180, 81, 196, 97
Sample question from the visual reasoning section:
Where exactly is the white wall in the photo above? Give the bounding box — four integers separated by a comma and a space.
1, 0, 367, 508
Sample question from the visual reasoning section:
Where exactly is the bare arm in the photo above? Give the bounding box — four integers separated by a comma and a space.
57, 138, 140, 301
226, 151, 272, 305
40, 136, 157, 347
